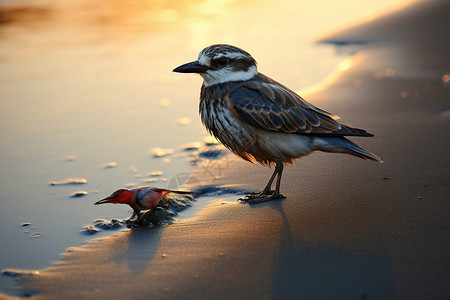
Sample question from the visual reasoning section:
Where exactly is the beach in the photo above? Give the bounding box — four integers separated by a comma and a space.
1, 0, 450, 299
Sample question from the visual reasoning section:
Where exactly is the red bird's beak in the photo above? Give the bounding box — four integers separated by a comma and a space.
94, 197, 114, 205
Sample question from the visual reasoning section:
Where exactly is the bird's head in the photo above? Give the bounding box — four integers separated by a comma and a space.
173, 44, 258, 86
94, 189, 133, 206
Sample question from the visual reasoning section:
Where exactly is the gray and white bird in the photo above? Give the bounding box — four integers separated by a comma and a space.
173, 44, 382, 203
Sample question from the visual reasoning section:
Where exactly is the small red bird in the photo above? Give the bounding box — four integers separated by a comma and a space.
94, 186, 192, 223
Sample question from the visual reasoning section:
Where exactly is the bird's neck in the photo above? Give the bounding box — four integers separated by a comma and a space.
201, 66, 258, 87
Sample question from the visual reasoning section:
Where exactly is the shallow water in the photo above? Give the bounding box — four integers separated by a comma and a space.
0, 0, 415, 296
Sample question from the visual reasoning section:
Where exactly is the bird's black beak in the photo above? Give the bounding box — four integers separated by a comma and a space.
173, 60, 209, 74
94, 197, 112, 205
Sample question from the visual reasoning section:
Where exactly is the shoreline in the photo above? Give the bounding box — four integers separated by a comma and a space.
3, 0, 450, 298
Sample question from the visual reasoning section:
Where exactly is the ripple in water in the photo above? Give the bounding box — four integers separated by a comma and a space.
150, 148, 174, 157
50, 178, 87, 186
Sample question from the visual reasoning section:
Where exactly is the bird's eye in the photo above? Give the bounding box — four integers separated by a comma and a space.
217, 57, 229, 66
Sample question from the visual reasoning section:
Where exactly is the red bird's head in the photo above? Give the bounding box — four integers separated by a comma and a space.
95, 189, 133, 206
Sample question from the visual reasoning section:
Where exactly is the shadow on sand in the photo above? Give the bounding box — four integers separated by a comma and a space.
250, 200, 396, 299
108, 226, 164, 275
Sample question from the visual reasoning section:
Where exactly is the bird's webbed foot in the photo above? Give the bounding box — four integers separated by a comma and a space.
239, 190, 284, 204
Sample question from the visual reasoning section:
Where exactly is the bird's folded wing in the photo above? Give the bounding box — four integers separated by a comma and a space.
226, 82, 342, 134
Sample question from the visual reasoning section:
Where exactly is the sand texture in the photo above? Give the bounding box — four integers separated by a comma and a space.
10, 0, 450, 299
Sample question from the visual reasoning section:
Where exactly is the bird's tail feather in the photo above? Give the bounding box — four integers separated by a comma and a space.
153, 188, 194, 194
315, 137, 383, 163
169, 190, 194, 194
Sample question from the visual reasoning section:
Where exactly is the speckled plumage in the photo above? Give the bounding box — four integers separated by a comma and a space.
174, 44, 382, 203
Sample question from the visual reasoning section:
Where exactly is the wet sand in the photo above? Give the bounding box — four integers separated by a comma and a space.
8, 0, 450, 299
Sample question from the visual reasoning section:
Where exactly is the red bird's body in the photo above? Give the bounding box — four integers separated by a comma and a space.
95, 187, 192, 222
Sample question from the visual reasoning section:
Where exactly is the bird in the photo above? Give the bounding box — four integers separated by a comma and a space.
173, 44, 382, 203
94, 187, 193, 223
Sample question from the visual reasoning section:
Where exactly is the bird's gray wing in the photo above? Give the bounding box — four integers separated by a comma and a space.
226, 81, 342, 134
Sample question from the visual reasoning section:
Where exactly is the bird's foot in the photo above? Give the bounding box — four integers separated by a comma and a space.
125, 219, 136, 228
125, 218, 141, 228
245, 189, 274, 196
126, 210, 152, 228
239, 191, 284, 204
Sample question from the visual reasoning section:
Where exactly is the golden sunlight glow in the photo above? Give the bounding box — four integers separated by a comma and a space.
203, 136, 220, 145
103, 162, 117, 168
338, 60, 352, 71
150, 148, 174, 157
198, 0, 235, 15
300, 57, 357, 97
161, 9, 179, 23
159, 98, 172, 107
178, 117, 192, 125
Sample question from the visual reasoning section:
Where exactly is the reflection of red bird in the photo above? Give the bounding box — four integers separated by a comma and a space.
95, 187, 192, 222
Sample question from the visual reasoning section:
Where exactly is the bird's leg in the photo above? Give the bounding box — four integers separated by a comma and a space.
126, 209, 143, 227
271, 160, 284, 199
128, 209, 138, 221
261, 166, 278, 195
133, 209, 153, 224
246, 163, 278, 196
240, 160, 285, 203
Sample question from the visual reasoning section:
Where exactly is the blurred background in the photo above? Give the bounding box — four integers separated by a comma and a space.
0, 0, 417, 295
